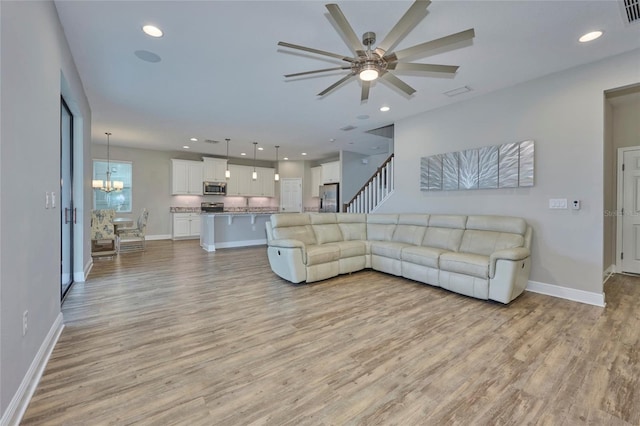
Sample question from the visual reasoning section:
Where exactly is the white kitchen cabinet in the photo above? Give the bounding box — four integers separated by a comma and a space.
171, 159, 203, 195
203, 157, 228, 182
251, 167, 275, 197
311, 166, 322, 197
321, 161, 340, 184
227, 164, 251, 196
227, 165, 275, 197
172, 213, 201, 239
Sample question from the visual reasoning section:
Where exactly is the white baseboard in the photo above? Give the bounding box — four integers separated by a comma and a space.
526, 280, 606, 307
147, 234, 172, 241
215, 239, 267, 249
74, 258, 93, 283
1, 313, 64, 426
603, 264, 616, 284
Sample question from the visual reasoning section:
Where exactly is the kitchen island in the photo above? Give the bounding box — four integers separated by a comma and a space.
200, 212, 272, 252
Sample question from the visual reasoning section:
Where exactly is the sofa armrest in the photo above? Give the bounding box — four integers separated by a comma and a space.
489, 247, 530, 277
268, 238, 306, 249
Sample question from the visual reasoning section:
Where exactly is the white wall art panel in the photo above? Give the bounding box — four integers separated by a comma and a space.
498, 142, 520, 188
427, 155, 443, 190
443, 152, 459, 190
421, 141, 534, 191
478, 145, 499, 189
459, 149, 479, 189
519, 140, 535, 187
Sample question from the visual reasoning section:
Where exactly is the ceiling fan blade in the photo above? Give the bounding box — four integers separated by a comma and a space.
278, 41, 354, 63
375, 0, 431, 57
385, 28, 475, 62
387, 63, 459, 74
361, 81, 371, 102
380, 72, 416, 96
318, 73, 355, 96
325, 4, 365, 55
285, 67, 352, 78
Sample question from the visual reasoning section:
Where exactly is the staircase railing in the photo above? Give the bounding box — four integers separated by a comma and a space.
343, 154, 394, 213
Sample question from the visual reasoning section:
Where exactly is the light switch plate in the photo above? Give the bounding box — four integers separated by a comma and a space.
549, 198, 568, 209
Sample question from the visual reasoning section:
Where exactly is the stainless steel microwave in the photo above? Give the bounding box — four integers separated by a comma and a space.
203, 181, 226, 195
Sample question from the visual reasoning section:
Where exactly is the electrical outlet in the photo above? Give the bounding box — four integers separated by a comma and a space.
23, 310, 28, 336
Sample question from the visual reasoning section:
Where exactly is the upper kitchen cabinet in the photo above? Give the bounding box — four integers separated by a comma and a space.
227, 164, 275, 197
203, 157, 228, 182
171, 159, 203, 195
321, 161, 341, 184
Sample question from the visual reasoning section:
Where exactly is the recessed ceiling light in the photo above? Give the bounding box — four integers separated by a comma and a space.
579, 30, 603, 43
142, 25, 163, 38
283, 157, 289, 160
356, 114, 370, 120
329, 138, 336, 142
444, 86, 472, 97
190, 137, 198, 142
240, 152, 246, 156
134, 50, 161, 63
370, 146, 380, 150
379, 106, 390, 112
301, 153, 307, 156
258, 147, 264, 151
182, 145, 190, 149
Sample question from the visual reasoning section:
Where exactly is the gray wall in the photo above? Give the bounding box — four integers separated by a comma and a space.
1, 0, 92, 418
378, 49, 640, 297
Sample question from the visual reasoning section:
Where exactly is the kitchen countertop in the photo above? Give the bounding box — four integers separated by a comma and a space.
170, 206, 278, 214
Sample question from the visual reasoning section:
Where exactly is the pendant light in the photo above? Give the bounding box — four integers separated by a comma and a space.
252, 142, 258, 180
225, 138, 231, 179
274, 145, 280, 181
92, 132, 124, 192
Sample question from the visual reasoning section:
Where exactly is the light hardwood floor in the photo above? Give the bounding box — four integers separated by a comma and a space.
22, 240, 640, 425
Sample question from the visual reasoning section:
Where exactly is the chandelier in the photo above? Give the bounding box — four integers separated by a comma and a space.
92, 132, 124, 192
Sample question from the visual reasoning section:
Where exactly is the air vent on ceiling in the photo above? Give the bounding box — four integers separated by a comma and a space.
621, 0, 640, 24
340, 125, 357, 131
366, 124, 394, 139
203, 139, 220, 144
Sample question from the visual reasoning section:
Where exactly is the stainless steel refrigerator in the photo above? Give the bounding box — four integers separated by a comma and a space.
319, 183, 339, 212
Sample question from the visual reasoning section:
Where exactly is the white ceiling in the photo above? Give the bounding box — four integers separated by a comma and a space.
54, 0, 640, 161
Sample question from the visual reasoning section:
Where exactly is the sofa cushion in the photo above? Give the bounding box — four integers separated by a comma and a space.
466, 215, 527, 235
336, 213, 367, 241
459, 230, 525, 256
313, 224, 344, 244
367, 214, 398, 241
332, 240, 366, 258
270, 213, 317, 245
393, 214, 429, 245
401, 246, 446, 269
370, 241, 411, 260
305, 244, 340, 266
310, 213, 337, 224
422, 227, 464, 252
439, 252, 489, 279
428, 214, 467, 229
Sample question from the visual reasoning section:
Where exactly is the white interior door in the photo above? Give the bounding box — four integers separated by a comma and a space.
280, 178, 302, 212
621, 148, 640, 274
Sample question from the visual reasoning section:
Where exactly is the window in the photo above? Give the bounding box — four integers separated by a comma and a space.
93, 160, 132, 212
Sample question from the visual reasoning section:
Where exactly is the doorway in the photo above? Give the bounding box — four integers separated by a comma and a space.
279, 178, 303, 212
617, 147, 640, 274
61, 98, 74, 300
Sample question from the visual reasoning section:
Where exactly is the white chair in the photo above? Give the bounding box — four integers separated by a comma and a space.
117, 209, 149, 252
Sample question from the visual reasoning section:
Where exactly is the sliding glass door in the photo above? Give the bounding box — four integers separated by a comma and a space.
61, 98, 74, 300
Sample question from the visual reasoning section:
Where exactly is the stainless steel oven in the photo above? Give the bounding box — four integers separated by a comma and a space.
203, 181, 226, 195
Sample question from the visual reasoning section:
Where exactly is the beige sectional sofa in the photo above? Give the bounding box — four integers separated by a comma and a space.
265, 213, 532, 304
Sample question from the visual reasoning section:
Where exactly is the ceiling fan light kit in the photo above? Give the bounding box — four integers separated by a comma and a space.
278, 1, 475, 102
